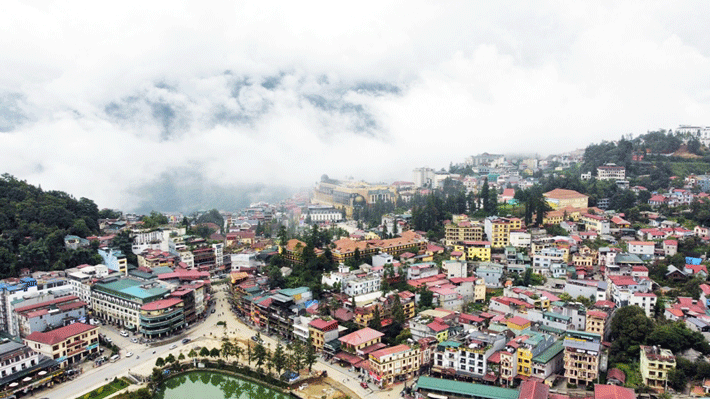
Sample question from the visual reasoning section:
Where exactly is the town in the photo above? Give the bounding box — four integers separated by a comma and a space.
3, 128, 710, 399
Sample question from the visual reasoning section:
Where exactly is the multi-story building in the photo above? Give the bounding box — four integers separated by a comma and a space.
0, 340, 49, 383
343, 275, 381, 297
66, 264, 110, 306
306, 205, 343, 223
308, 318, 339, 352
484, 217, 522, 248
640, 345, 675, 389
0, 275, 72, 337
368, 344, 420, 387
98, 248, 128, 275
563, 331, 601, 385
14, 296, 87, 337
432, 332, 507, 380
266, 287, 313, 339
312, 178, 398, 218
627, 241, 655, 257
630, 292, 657, 318
580, 213, 610, 234
453, 241, 491, 262
331, 231, 427, 264
139, 297, 185, 339
24, 322, 99, 366
339, 327, 384, 355
91, 277, 170, 331
531, 340, 565, 382
509, 231, 532, 248
137, 249, 179, 269
407, 263, 439, 281
597, 164, 626, 181
585, 310, 608, 338
445, 221, 485, 246
544, 189, 589, 209
532, 248, 566, 276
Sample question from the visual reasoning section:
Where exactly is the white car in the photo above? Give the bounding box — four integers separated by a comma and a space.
169, 344, 178, 349
120, 331, 129, 337
126, 352, 133, 357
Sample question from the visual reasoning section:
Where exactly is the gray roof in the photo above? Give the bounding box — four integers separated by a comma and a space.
563, 337, 600, 352
0, 341, 25, 356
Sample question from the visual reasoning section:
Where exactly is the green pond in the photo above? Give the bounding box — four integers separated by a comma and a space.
155, 370, 292, 399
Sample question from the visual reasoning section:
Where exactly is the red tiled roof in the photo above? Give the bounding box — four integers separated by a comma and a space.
25, 322, 97, 345
141, 297, 182, 311
339, 327, 384, 346
519, 380, 549, 399
607, 368, 626, 384
586, 310, 608, 319
15, 295, 81, 313
427, 321, 449, 332
507, 316, 530, 327
308, 318, 338, 330
369, 344, 411, 360
594, 384, 635, 399
487, 351, 502, 363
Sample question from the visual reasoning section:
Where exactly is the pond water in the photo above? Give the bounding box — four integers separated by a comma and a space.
155, 370, 292, 399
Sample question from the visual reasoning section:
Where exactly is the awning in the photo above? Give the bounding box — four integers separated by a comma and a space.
334, 351, 363, 366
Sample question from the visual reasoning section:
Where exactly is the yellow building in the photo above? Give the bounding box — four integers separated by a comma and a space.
453, 241, 492, 262
580, 213, 608, 233
517, 346, 533, 377
308, 318, 339, 352
312, 178, 398, 218
507, 316, 531, 335
640, 345, 676, 389
24, 323, 99, 366
474, 278, 486, 302
368, 344, 420, 387
331, 231, 426, 263
485, 218, 513, 248
445, 221, 484, 246
563, 333, 601, 385
544, 189, 589, 209
339, 327, 385, 353
585, 311, 607, 336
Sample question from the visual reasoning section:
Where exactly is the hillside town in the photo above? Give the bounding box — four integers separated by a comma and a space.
5, 132, 710, 399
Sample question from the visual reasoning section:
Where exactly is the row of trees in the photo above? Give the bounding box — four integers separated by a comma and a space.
157, 336, 318, 379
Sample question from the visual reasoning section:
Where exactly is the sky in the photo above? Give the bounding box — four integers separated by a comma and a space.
1, 1, 710, 212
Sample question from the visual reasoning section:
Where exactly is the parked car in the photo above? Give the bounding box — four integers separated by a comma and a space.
126, 352, 133, 357
182, 338, 191, 344
360, 382, 368, 389
120, 331, 129, 337
169, 344, 178, 349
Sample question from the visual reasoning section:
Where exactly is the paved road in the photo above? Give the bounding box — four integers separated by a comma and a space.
37, 284, 403, 399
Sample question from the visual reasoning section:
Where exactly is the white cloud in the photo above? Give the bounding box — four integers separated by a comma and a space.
1, 1, 710, 211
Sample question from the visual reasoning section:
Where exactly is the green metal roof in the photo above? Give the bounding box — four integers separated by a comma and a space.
532, 339, 564, 364
543, 311, 571, 321
415, 376, 519, 399
538, 325, 565, 335
278, 287, 310, 297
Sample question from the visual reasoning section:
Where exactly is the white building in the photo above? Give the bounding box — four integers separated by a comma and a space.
510, 231, 532, 248
0, 341, 44, 381
627, 241, 655, 257
407, 263, 439, 280
630, 292, 657, 317
413, 167, 436, 188
442, 260, 467, 279
597, 164, 626, 181
307, 205, 343, 223
343, 275, 381, 296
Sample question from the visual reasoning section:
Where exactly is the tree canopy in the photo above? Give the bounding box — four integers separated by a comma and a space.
0, 174, 104, 277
